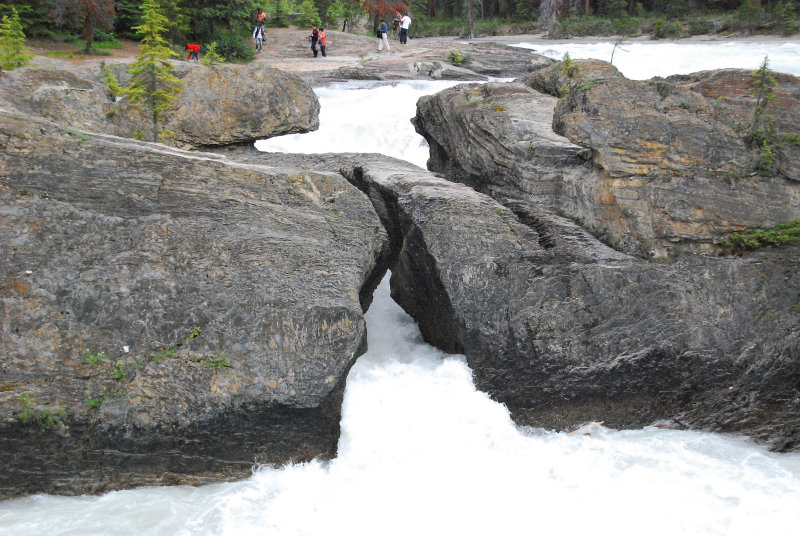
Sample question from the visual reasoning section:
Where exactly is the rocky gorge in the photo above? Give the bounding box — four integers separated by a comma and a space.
1, 33, 799, 499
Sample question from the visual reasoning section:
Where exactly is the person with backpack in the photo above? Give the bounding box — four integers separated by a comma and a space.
253, 24, 265, 53
318, 27, 328, 58
309, 24, 319, 58
377, 20, 390, 52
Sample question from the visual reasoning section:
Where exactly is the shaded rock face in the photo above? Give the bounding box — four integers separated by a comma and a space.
337, 157, 800, 452
0, 113, 388, 497
414, 67, 800, 257
0, 62, 319, 148
219, 150, 800, 453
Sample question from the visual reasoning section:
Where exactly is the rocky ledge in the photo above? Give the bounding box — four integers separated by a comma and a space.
414, 59, 800, 257
0, 61, 319, 148
0, 112, 387, 497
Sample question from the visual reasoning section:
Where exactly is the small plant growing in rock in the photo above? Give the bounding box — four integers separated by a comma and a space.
87, 396, 103, 409
200, 42, 225, 66
195, 355, 231, 370
83, 349, 107, 365
560, 53, 583, 109
152, 347, 177, 362
100, 62, 124, 97
112, 361, 130, 381
448, 50, 463, 66
15, 395, 66, 430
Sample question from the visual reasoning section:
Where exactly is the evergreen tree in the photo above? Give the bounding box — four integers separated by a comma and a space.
45, 0, 116, 53
0, 7, 34, 70
125, 0, 183, 142
297, 0, 322, 27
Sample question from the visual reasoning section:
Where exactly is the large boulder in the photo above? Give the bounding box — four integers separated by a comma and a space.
0, 62, 319, 148
0, 112, 388, 498
413, 74, 800, 257
221, 150, 800, 453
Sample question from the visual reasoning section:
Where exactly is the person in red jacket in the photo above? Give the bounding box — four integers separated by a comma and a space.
186, 43, 200, 62
318, 27, 327, 58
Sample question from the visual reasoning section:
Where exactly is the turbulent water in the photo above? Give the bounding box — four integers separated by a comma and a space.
3, 40, 800, 535
511, 39, 800, 79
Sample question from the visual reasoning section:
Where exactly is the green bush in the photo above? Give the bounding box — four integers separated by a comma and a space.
717, 219, 800, 253
211, 31, 255, 62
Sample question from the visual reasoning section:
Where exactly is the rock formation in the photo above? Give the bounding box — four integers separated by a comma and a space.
0, 62, 319, 148
236, 151, 800, 453
0, 112, 388, 497
414, 60, 800, 256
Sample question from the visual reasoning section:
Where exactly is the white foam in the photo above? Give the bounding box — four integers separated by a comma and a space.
2, 277, 799, 536
512, 40, 800, 79
256, 80, 462, 169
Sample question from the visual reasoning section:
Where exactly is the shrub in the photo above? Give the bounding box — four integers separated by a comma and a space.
717, 219, 800, 254
211, 31, 255, 62
448, 50, 463, 66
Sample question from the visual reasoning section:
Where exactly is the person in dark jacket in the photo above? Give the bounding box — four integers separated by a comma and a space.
309, 24, 319, 58
377, 20, 390, 52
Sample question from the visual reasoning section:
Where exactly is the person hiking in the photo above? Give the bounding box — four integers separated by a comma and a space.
377, 20, 390, 52
186, 43, 200, 62
309, 24, 319, 58
318, 27, 328, 58
253, 24, 265, 53
400, 12, 411, 44
256, 8, 266, 26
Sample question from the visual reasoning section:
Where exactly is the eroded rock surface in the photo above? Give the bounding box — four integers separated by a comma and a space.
0, 62, 319, 148
223, 149, 800, 453
414, 67, 800, 256
0, 113, 387, 497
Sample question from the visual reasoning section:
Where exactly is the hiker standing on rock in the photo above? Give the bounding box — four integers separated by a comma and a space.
377, 20, 390, 52
253, 24, 265, 53
318, 27, 328, 58
310, 24, 319, 58
400, 12, 411, 44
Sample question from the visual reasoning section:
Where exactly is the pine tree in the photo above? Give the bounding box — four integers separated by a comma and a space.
0, 7, 34, 71
297, 0, 322, 27
125, 0, 183, 143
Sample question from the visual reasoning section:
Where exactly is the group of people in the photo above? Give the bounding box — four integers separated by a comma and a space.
378, 12, 411, 52
253, 8, 267, 53
309, 25, 328, 58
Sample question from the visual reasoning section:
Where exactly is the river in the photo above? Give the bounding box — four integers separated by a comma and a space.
2, 39, 800, 536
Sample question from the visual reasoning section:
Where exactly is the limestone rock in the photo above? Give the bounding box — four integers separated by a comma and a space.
0, 62, 319, 148
0, 112, 388, 497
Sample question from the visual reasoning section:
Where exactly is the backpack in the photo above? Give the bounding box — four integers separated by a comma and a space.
376, 27, 382, 38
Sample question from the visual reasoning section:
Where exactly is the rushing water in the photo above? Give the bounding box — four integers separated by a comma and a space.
511, 39, 800, 79
3, 40, 800, 535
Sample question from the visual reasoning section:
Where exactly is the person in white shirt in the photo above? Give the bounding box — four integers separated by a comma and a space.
400, 13, 411, 44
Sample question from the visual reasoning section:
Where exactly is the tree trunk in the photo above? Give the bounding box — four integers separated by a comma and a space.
538, 0, 567, 32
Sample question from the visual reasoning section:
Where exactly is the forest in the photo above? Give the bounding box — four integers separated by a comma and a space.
0, 0, 797, 62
